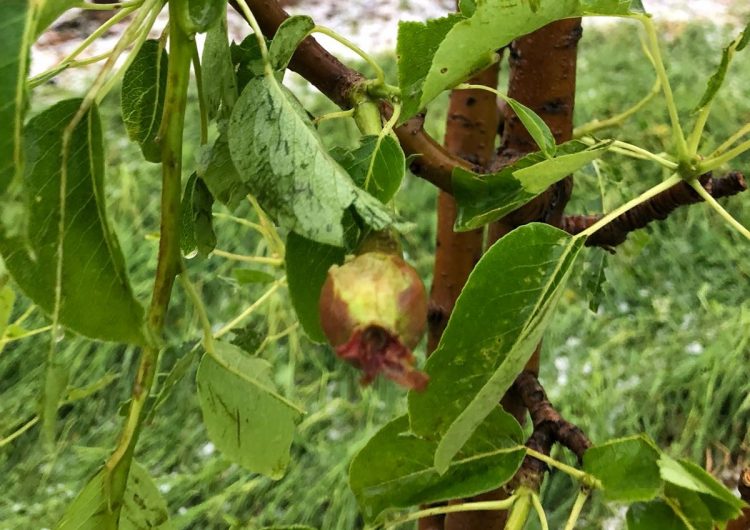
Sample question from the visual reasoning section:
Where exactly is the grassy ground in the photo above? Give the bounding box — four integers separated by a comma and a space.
2, 18, 750, 530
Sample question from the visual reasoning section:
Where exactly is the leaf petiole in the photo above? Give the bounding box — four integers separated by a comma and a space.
688, 178, 750, 240
562, 489, 590, 530
383, 497, 517, 529
313, 25, 386, 86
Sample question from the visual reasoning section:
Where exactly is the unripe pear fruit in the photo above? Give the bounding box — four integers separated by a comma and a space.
319, 250, 429, 390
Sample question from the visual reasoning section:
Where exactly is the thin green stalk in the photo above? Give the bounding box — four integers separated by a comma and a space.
636, 15, 689, 159
212, 249, 283, 265
77, 0, 142, 9
699, 137, 750, 173
504, 491, 533, 530
234, 0, 271, 76
578, 174, 683, 239
0, 417, 39, 449
179, 271, 216, 354
611, 140, 679, 169
27, 5, 138, 89
313, 25, 385, 85
525, 447, 594, 484
314, 108, 355, 126
191, 41, 209, 145
364, 103, 401, 192
384, 498, 517, 529
102, 9, 192, 523
563, 489, 590, 530
214, 279, 285, 338
531, 493, 549, 530
689, 178, 750, 240
574, 79, 660, 138
711, 122, 750, 158
0, 325, 54, 350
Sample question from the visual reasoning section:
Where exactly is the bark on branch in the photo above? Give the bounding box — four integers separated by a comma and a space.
562, 171, 747, 248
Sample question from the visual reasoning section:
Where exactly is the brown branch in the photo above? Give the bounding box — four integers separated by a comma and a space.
230, 0, 466, 193
562, 171, 748, 247
437, 66, 503, 530
515, 371, 592, 459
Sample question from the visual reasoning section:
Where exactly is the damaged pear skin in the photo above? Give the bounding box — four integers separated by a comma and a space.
319, 251, 429, 390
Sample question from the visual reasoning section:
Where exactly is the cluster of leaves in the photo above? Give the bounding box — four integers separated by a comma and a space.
1, 0, 749, 528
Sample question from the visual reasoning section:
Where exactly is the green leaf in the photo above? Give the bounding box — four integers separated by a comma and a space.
583, 435, 662, 502
57, 462, 173, 530
0, 100, 146, 345
453, 140, 611, 231
173, 0, 224, 34
0, 1, 35, 193
458, 0, 476, 16
231, 35, 270, 93
694, 24, 749, 111
36, 0, 78, 38
285, 232, 345, 343
196, 340, 303, 478
269, 15, 315, 71
228, 75, 392, 246
202, 8, 238, 120
582, 249, 608, 313
658, 455, 745, 519
233, 268, 275, 285
408, 224, 585, 472
504, 97, 557, 157
198, 133, 249, 210
398, 0, 644, 120
148, 345, 199, 422
180, 173, 217, 259
0, 283, 15, 338
350, 409, 525, 522
626, 501, 688, 530
121, 39, 168, 163
665, 485, 713, 530
331, 135, 406, 203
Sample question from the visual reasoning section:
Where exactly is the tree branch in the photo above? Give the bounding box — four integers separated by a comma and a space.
562, 171, 747, 247
727, 468, 750, 530
230, 0, 467, 193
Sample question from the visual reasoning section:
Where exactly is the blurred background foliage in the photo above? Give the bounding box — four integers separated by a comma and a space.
1, 15, 750, 530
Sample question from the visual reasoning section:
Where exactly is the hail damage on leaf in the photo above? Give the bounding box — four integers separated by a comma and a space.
318, 239, 429, 391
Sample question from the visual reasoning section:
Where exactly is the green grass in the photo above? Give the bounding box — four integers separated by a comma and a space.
2, 18, 750, 530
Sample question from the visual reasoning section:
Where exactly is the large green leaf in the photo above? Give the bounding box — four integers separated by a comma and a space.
398, 0, 644, 119
583, 435, 662, 502
202, 8, 237, 120
626, 501, 688, 530
408, 224, 585, 472
285, 232, 345, 343
228, 75, 392, 246
0, 100, 146, 345
0, 0, 35, 193
350, 409, 525, 522
196, 340, 303, 478
121, 39, 168, 163
453, 140, 611, 230
269, 15, 315, 71
57, 462, 173, 530
331, 135, 406, 204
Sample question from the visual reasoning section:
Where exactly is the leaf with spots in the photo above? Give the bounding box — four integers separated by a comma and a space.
196, 340, 303, 478
350, 410, 525, 522
408, 223, 585, 472
0, 99, 146, 345
397, 0, 645, 120
228, 75, 392, 246
453, 140, 611, 231
57, 461, 173, 530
